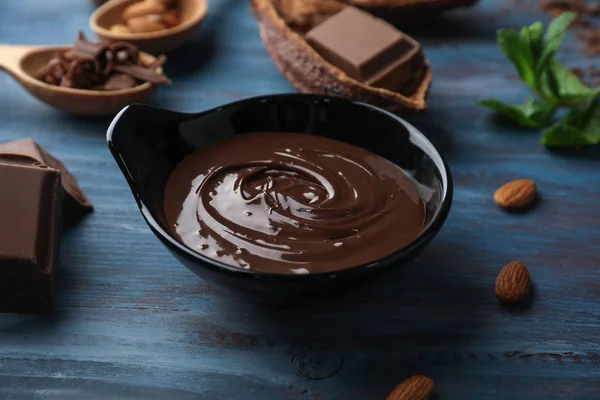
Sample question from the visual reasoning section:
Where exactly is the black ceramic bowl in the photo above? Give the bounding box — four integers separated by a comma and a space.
107, 94, 453, 301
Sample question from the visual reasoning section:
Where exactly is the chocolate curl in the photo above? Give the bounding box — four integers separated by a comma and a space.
98, 73, 138, 91
36, 55, 69, 84
73, 31, 103, 58
73, 32, 116, 77
60, 57, 101, 89
114, 54, 171, 84
39, 31, 171, 89
108, 41, 140, 65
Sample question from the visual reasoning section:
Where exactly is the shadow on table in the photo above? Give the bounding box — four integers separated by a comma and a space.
405, 109, 458, 160
401, 13, 497, 42
207, 239, 487, 396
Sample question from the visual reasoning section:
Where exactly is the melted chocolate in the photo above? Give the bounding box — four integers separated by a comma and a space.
164, 133, 425, 274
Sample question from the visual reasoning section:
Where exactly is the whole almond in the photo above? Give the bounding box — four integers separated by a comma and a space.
123, 0, 166, 20
127, 15, 167, 33
494, 179, 537, 209
386, 375, 434, 400
495, 261, 531, 305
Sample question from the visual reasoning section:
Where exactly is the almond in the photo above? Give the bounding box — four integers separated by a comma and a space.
127, 15, 167, 33
123, 0, 166, 20
495, 261, 531, 305
494, 179, 537, 209
386, 375, 434, 400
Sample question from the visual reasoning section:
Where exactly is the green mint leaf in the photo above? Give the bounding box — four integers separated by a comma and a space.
541, 61, 596, 104
536, 12, 577, 75
542, 96, 600, 146
542, 122, 595, 146
520, 21, 544, 65
497, 28, 536, 88
479, 98, 556, 128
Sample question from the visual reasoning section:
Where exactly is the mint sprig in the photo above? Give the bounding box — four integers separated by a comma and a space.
479, 98, 556, 128
479, 12, 600, 147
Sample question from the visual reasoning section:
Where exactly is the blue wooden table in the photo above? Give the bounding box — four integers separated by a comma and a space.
1, 0, 600, 398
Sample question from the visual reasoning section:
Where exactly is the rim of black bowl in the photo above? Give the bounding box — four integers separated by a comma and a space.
108, 94, 454, 282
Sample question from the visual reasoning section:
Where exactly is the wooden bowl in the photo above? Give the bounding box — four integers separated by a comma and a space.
0, 44, 161, 116
90, 0, 208, 54
107, 95, 453, 301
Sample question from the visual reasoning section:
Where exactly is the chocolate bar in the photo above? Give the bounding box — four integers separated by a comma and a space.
0, 158, 62, 314
0, 139, 93, 225
305, 6, 425, 95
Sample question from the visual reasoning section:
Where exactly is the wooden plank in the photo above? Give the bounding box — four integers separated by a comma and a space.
0, 0, 599, 398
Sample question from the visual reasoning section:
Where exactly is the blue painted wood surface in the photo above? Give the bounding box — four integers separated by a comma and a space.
1, 0, 600, 399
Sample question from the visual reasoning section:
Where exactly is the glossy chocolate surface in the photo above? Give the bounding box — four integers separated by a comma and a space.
107, 94, 452, 300
305, 7, 425, 94
164, 132, 425, 274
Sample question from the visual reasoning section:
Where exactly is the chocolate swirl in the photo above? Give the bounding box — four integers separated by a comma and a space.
164, 133, 425, 274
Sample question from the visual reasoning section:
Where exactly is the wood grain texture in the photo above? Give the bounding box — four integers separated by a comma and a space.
1, 0, 600, 399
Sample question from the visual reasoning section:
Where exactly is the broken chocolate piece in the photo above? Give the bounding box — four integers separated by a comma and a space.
305, 6, 425, 94
0, 139, 93, 225
0, 159, 62, 314
114, 62, 172, 84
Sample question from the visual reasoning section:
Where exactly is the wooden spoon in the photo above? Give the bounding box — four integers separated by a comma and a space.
90, 0, 208, 54
0, 44, 159, 116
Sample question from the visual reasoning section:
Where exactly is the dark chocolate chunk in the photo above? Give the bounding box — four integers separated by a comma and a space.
0, 139, 93, 225
0, 160, 62, 314
305, 6, 425, 94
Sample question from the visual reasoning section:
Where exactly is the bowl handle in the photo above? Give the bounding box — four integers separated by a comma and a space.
106, 104, 192, 207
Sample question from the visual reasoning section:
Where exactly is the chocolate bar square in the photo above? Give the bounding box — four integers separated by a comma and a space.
305, 6, 424, 93
0, 139, 93, 225
0, 160, 62, 314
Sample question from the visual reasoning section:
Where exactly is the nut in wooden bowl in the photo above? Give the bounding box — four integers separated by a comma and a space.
251, 0, 432, 113
90, 0, 208, 54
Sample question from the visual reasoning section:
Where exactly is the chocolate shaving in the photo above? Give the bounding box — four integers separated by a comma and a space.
61, 57, 101, 89
37, 31, 170, 91
73, 31, 104, 58
115, 56, 171, 84
108, 41, 140, 65
38, 57, 70, 85
97, 73, 139, 91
